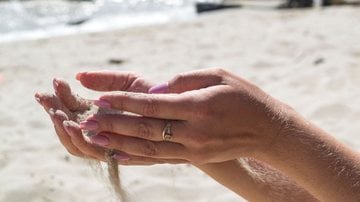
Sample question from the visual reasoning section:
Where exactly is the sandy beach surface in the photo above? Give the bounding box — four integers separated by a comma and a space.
1, 6, 360, 202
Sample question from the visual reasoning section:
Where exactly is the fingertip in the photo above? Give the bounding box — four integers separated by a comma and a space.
76, 72, 95, 89
76, 72, 86, 81
53, 78, 59, 89
97, 95, 110, 103
34, 93, 42, 104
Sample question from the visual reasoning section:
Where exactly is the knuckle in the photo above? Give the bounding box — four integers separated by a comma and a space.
212, 67, 228, 76
137, 122, 154, 140
105, 119, 115, 132
171, 73, 186, 91
189, 133, 211, 147
108, 74, 117, 90
142, 97, 159, 117
188, 96, 214, 120
198, 104, 214, 119
141, 141, 158, 157
109, 93, 124, 110
112, 137, 124, 149
115, 72, 141, 91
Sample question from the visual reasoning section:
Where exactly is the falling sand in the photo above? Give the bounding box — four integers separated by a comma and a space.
76, 104, 127, 202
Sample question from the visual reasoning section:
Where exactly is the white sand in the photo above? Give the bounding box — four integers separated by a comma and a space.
1, 6, 360, 202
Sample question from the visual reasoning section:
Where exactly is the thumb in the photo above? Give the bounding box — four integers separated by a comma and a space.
148, 68, 227, 94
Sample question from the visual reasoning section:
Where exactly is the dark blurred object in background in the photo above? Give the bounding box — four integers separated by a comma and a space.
196, 2, 241, 13
278, 0, 359, 8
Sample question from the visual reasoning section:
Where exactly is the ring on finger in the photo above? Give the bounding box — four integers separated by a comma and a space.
162, 121, 172, 141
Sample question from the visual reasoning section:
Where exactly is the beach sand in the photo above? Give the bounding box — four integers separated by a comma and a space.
1, 6, 360, 202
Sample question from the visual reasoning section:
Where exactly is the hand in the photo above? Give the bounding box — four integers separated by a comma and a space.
82, 68, 293, 164
35, 71, 187, 165
35, 77, 106, 161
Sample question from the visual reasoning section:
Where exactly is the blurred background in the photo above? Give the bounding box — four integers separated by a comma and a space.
0, 0, 199, 42
0, 0, 359, 202
1, 0, 344, 43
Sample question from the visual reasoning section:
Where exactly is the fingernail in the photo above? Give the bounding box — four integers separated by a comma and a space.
34, 93, 41, 104
53, 78, 59, 88
93, 99, 111, 109
53, 78, 60, 94
148, 83, 169, 94
63, 121, 73, 136
48, 108, 55, 116
113, 152, 130, 161
90, 134, 110, 146
79, 120, 99, 131
76, 72, 85, 81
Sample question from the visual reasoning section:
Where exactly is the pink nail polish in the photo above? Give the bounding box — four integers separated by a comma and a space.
53, 78, 59, 88
90, 134, 110, 146
34, 94, 41, 104
79, 120, 99, 131
113, 152, 130, 161
53, 78, 60, 94
148, 83, 169, 94
93, 99, 111, 109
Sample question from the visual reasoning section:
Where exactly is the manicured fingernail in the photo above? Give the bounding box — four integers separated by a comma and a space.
76, 72, 85, 81
113, 152, 130, 161
93, 99, 111, 109
63, 121, 73, 136
79, 120, 99, 131
90, 134, 110, 146
148, 83, 169, 94
53, 78, 60, 94
53, 78, 59, 88
48, 108, 55, 116
34, 93, 41, 104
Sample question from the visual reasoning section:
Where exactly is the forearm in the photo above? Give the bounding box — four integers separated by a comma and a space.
196, 158, 318, 202
263, 113, 360, 201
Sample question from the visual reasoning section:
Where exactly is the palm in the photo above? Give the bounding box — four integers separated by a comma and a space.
35, 72, 153, 159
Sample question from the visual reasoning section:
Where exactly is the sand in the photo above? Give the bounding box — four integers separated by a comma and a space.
0, 6, 360, 202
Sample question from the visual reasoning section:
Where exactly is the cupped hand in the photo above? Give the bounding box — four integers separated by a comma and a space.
82, 68, 293, 164
35, 71, 187, 165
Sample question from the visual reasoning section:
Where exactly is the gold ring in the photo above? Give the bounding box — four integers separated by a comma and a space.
162, 122, 172, 141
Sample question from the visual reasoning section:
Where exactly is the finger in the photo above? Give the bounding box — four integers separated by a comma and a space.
89, 133, 187, 159
97, 92, 191, 120
63, 120, 106, 161
35, 92, 70, 114
114, 152, 188, 166
53, 78, 90, 112
149, 68, 227, 94
81, 114, 188, 143
49, 109, 84, 157
76, 71, 153, 93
